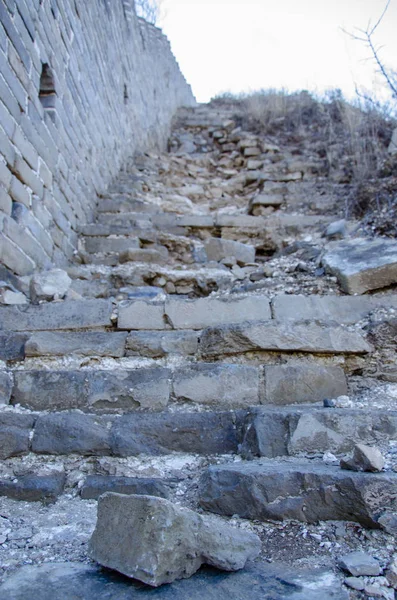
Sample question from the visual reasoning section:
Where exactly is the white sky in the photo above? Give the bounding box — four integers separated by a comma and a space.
159, 0, 397, 103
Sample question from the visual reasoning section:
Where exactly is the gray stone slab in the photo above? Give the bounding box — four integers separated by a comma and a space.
110, 411, 244, 456
215, 215, 266, 228
240, 407, 397, 458
32, 413, 112, 455
0, 413, 35, 459
126, 330, 199, 357
25, 332, 127, 357
0, 299, 113, 331
119, 247, 168, 264
12, 368, 171, 412
84, 236, 140, 254
118, 300, 166, 330
0, 473, 65, 503
200, 320, 372, 357
0, 562, 349, 600
0, 370, 13, 404
204, 238, 255, 265
264, 364, 347, 405
173, 364, 260, 408
323, 238, 397, 294
199, 459, 397, 526
273, 293, 397, 324
80, 476, 171, 500
165, 295, 271, 330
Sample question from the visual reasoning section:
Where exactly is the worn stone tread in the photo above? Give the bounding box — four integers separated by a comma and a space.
0, 300, 113, 331
25, 331, 127, 357
199, 459, 397, 526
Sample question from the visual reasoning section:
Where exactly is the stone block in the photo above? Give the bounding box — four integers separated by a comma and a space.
80, 476, 171, 500
13, 368, 171, 411
0, 332, 27, 360
264, 364, 347, 405
215, 215, 265, 228
25, 332, 127, 357
32, 413, 113, 455
323, 238, 397, 294
30, 269, 71, 301
126, 330, 198, 357
199, 321, 372, 357
0, 299, 113, 331
118, 300, 166, 330
0, 473, 65, 503
173, 363, 260, 408
204, 238, 255, 265
110, 411, 243, 456
90, 494, 261, 586
119, 247, 168, 264
166, 295, 271, 330
0, 369, 13, 404
272, 294, 397, 324
0, 413, 35, 459
199, 460, 397, 526
0, 232, 35, 275
84, 236, 140, 254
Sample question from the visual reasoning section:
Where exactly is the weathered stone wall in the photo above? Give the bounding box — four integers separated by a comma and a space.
0, 0, 195, 276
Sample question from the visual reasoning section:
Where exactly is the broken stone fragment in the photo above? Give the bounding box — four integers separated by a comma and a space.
338, 551, 382, 577
340, 443, 385, 472
90, 493, 261, 587
30, 269, 72, 302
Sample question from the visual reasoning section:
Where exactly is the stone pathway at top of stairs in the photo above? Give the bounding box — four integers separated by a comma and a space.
0, 103, 397, 595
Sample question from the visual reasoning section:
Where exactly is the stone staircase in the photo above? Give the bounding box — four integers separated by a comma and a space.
1, 103, 397, 593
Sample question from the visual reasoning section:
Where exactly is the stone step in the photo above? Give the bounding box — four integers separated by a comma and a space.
96, 198, 160, 214
79, 224, 158, 242
117, 294, 272, 330
83, 236, 140, 254
240, 406, 397, 458
199, 320, 372, 356
273, 293, 397, 324
198, 458, 397, 526
80, 475, 175, 500
8, 363, 348, 411
0, 409, 244, 458
0, 299, 113, 331
0, 473, 66, 503
24, 331, 128, 358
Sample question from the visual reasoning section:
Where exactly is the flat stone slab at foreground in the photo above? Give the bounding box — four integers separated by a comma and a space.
199, 459, 397, 527
200, 320, 372, 356
0, 561, 349, 600
322, 238, 397, 294
90, 493, 261, 586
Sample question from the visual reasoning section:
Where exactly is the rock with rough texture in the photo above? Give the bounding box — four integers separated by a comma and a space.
340, 444, 385, 472
173, 363, 260, 408
13, 368, 171, 411
80, 476, 171, 500
0, 413, 35, 459
165, 295, 271, 330
0, 299, 113, 331
32, 413, 112, 455
204, 238, 255, 265
0, 289, 28, 304
200, 321, 372, 357
0, 332, 27, 361
263, 364, 347, 405
0, 473, 65, 503
272, 293, 397, 324
30, 269, 72, 301
0, 370, 13, 404
90, 493, 261, 586
322, 238, 397, 294
126, 330, 198, 357
0, 561, 350, 600
240, 407, 397, 458
199, 459, 397, 526
25, 331, 127, 358
338, 551, 381, 576
118, 300, 165, 330
110, 411, 243, 456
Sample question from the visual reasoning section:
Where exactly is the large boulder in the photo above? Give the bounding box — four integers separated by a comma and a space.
90, 493, 261, 587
